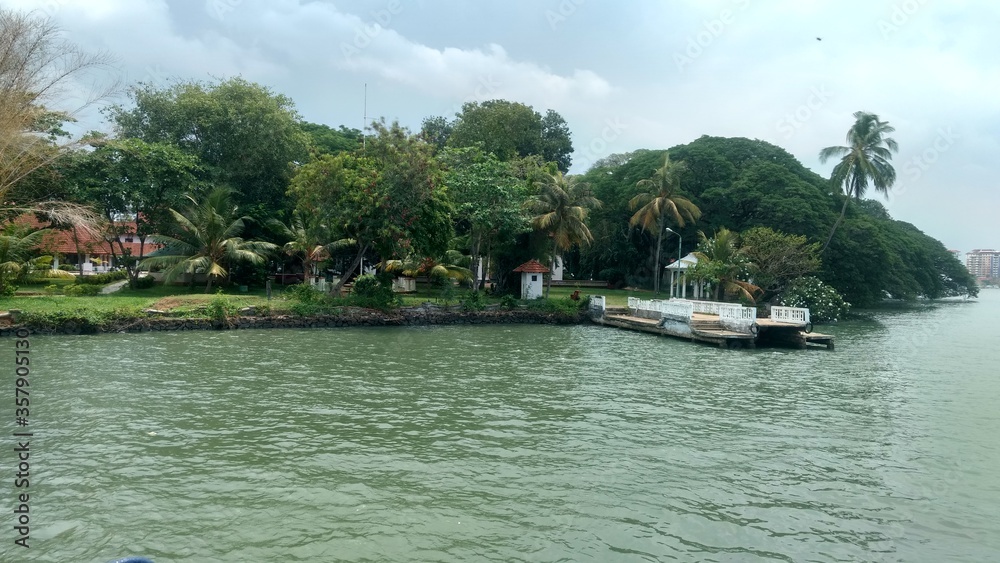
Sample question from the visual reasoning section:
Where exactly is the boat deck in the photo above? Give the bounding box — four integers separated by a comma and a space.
597, 308, 834, 350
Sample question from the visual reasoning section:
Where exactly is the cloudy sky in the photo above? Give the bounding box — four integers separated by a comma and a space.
6, 0, 998, 253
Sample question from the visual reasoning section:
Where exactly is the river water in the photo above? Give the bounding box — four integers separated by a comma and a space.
6, 289, 1000, 562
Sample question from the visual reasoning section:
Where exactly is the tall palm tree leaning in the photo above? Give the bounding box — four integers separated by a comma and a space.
629, 154, 701, 294
142, 187, 277, 292
525, 170, 601, 298
819, 111, 899, 253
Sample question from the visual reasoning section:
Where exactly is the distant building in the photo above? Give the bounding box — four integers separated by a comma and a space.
513, 259, 549, 299
965, 249, 1000, 280
13, 215, 160, 273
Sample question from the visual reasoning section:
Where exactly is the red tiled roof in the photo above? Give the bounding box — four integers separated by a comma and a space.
513, 259, 550, 273
10, 215, 161, 258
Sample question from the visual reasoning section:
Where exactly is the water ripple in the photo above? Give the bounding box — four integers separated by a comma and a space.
9, 291, 1000, 561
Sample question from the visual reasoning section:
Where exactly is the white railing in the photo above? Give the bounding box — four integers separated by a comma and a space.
662, 300, 694, 320
718, 304, 757, 333
589, 295, 606, 316
686, 299, 722, 315
770, 306, 810, 324
628, 298, 693, 321
719, 304, 756, 321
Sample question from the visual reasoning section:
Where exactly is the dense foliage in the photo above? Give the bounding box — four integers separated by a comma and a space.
577, 136, 977, 306
0, 13, 976, 310
779, 277, 851, 322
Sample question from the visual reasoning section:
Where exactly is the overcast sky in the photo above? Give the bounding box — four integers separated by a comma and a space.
6, 0, 998, 253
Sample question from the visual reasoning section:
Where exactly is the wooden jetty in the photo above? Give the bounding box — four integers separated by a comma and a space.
589, 296, 834, 350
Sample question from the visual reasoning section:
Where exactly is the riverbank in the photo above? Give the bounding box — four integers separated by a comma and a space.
0, 305, 590, 336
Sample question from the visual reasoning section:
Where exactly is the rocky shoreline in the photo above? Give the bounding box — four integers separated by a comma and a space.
0, 306, 591, 336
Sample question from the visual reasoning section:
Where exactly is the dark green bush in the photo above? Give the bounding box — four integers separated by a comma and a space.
351, 273, 397, 308
461, 290, 486, 311
284, 283, 325, 303
499, 294, 518, 309
525, 297, 585, 315
64, 284, 102, 296
132, 276, 156, 289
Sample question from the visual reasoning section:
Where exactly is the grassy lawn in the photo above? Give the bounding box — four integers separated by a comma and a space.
544, 285, 656, 307
1, 280, 661, 317
3, 282, 292, 317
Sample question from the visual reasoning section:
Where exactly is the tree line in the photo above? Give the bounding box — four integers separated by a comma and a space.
1, 8, 978, 311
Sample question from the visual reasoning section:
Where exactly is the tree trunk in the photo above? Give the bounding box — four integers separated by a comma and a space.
470, 235, 482, 292
821, 196, 851, 254
654, 224, 664, 295
205, 274, 214, 293
332, 242, 370, 295
545, 238, 558, 298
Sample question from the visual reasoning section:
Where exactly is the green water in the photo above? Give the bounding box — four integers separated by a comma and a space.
5, 290, 1000, 562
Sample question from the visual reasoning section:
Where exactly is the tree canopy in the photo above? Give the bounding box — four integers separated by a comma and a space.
107, 77, 310, 215
448, 100, 574, 172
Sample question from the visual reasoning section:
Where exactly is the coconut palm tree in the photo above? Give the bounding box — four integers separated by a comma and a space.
691, 228, 761, 302
268, 211, 354, 285
0, 225, 71, 294
819, 111, 899, 253
524, 170, 601, 297
384, 249, 473, 285
142, 187, 277, 292
629, 154, 701, 294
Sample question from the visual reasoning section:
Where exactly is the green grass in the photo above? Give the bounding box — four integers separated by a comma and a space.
545, 285, 655, 307
1, 280, 660, 318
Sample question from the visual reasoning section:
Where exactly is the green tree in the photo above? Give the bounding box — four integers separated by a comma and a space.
448, 100, 574, 171
0, 224, 71, 295
299, 122, 361, 156
107, 77, 310, 215
289, 121, 453, 294
819, 111, 899, 252
268, 211, 354, 283
738, 227, 820, 301
629, 154, 701, 294
439, 147, 532, 290
419, 116, 453, 150
525, 170, 601, 297
691, 228, 761, 302
71, 138, 202, 287
142, 187, 277, 292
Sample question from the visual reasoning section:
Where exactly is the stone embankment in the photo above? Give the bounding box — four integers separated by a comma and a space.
0, 306, 589, 336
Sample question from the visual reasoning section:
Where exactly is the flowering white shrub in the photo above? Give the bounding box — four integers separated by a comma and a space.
778, 276, 850, 322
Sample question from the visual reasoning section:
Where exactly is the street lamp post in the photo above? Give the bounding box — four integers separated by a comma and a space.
665, 227, 682, 298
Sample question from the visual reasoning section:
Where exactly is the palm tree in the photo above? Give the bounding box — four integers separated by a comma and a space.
524, 170, 601, 297
142, 187, 277, 292
384, 249, 473, 285
269, 212, 354, 285
819, 111, 899, 253
691, 228, 761, 302
629, 154, 701, 294
0, 225, 71, 294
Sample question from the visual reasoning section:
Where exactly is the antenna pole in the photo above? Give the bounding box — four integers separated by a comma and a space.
363, 83, 367, 150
